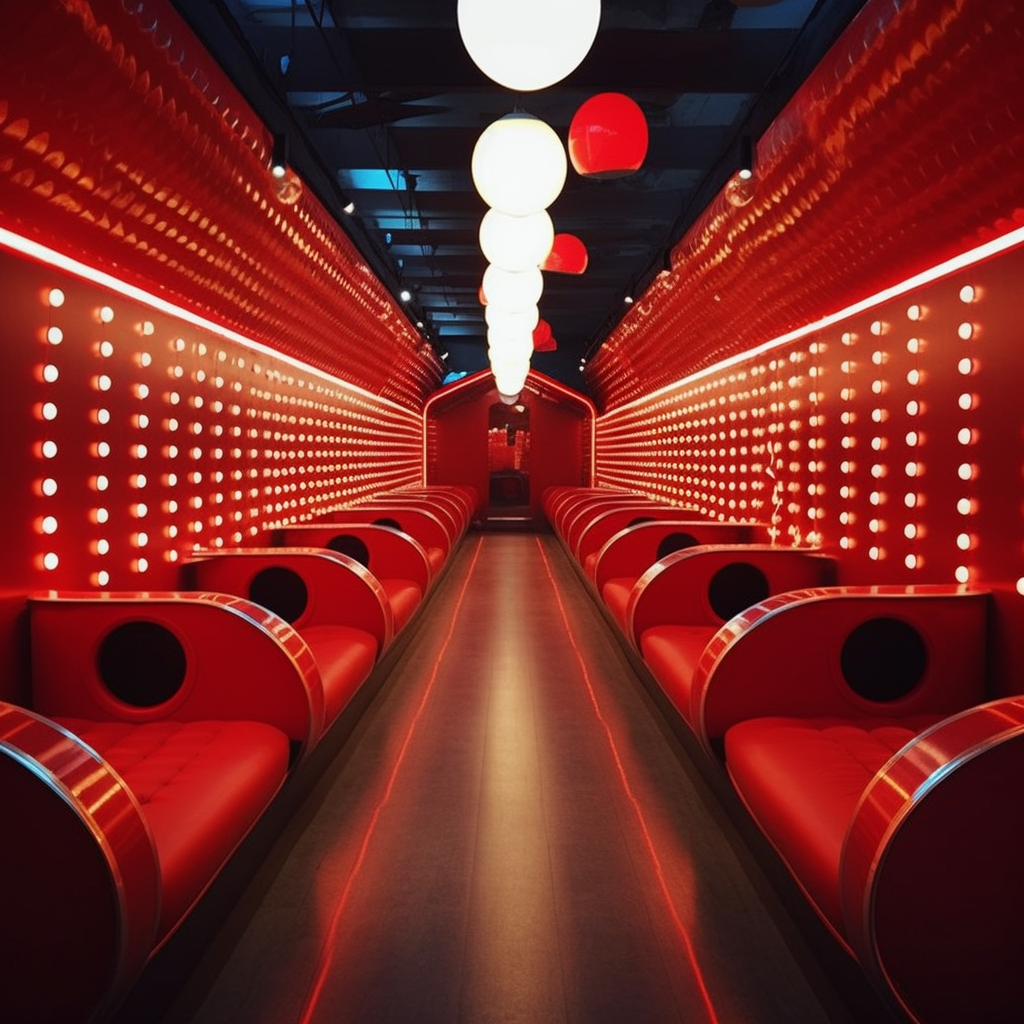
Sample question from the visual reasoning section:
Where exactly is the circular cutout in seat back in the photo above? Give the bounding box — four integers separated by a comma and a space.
248, 566, 308, 623
707, 562, 770, 620
840, 616, 927, 701
656, 532, 698, 560
326, 533, 370, 567
98, 621, 187, 707
627, 516, 655, 528
373, 517, 402, 531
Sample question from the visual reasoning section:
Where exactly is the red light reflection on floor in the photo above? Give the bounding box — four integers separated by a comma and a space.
296, 537, 484, 1024
535, 537, 723, 1024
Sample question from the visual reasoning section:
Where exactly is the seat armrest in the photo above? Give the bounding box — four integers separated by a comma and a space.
29, 590, 325, 755
839, 696, 1024, 1024
692, 586, 990, 753
0, 702, 161, 1024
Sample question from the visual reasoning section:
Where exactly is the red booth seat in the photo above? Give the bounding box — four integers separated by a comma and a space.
690, 585, 989, 755
592, 518, 764, 589
186, 549, 391, 730
541, 485, 618, 526
574, 503, 710, 567
542, 485, 635, 540
277, 522, 429, 630
30, 591, 326, 756
316, 505, 451, 576
59, 716, 289, 939
561, 494, 666, 554
694, 585, 1013, 1023
9, 591, 323, 1023
727, 700, 1024, 1024
0, 708, 288, 1024
630, 546, 836, 727
598, 522, 769, 626
399, 485, 478, 534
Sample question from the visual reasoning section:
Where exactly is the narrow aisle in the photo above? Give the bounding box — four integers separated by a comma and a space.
158, 534, 852, 1024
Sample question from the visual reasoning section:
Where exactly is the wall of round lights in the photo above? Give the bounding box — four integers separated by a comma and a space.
458, 0, 648, 401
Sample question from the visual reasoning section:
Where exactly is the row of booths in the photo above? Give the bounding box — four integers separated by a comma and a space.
1, 486, 476, 1024
544, 485, 1023, 1024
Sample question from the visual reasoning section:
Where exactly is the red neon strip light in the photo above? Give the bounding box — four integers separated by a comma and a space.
534, 536, 723, 1024
0, 226, 419, 417
296, 536, 484, 1024
603, 222, 1024, 415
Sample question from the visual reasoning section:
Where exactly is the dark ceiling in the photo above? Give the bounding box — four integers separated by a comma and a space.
170, 0, 867, 392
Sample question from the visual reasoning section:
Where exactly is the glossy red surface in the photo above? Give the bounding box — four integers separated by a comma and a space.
569, 92, 649, 179
60, 715, 290, 939
628, 545, 835, 650
279, 523, 433, 594
592, 519, 760, 592
187, 549, 393, 655
840, 697, 1024, 1023
692, 587, 989, 753
0, 701, 161, 1024
29, 590, 326, 754
0, 1, 441, 406
588, 0, 1024, 408
541, 233, 589, 274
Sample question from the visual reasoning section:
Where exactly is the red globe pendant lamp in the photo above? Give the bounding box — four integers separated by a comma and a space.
532, 318, 557, 352
568, 93, 648, 179
542, 233, 589, 275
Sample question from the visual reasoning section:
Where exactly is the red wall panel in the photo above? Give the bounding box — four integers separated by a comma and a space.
0, 0, 441, 406
588, 0, 1024, 411
0, 245, 423, 699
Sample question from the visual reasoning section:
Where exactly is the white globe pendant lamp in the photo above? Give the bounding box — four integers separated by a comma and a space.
457, 0, 601, 92
491, 359, 530, 399
472, 114, 567, 216
479, 208, 554, 273
490, 348, 531, 370
488, 333, 535, 362
482, 264, 544, 312
485, 303, 540, 336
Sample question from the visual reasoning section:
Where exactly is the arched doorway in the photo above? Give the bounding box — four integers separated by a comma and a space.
487, 400, 531, 518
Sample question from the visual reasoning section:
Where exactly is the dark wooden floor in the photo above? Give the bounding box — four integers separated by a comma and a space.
154, 533, 863, 1024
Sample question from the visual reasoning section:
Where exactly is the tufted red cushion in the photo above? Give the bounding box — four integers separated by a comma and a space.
55, 717, 290, 939
300, 625, 379, 726
379, 578, 423, 632
725, 715, 942, 932
640, 625, 717, 725
601, 577, 635, 630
